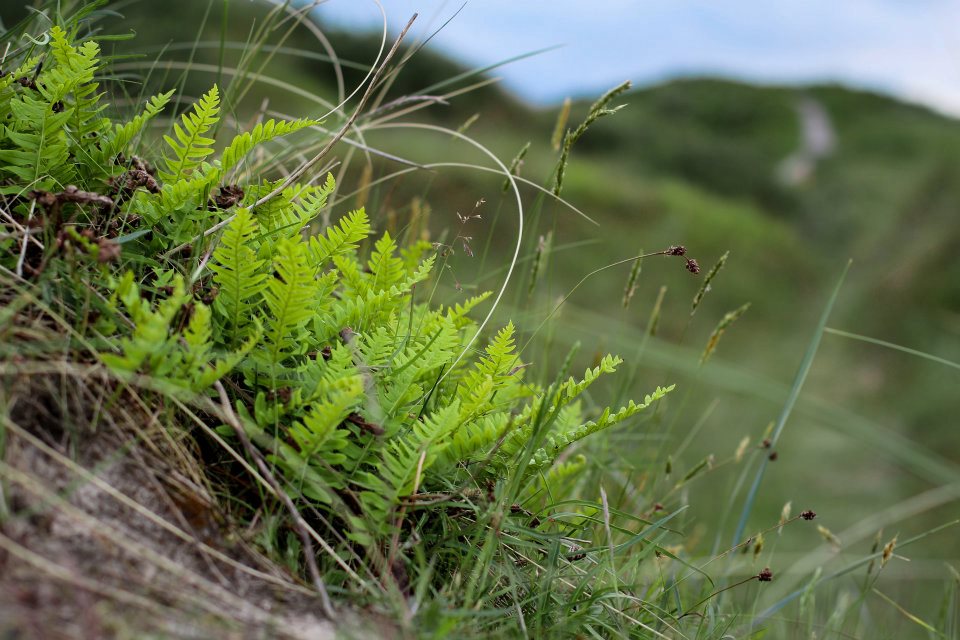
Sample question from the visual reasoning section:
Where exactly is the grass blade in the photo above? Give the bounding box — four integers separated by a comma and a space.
825, 327, 960, 372
732, 260, 851, 545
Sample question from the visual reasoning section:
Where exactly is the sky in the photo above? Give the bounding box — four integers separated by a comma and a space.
313, 0, 960, 116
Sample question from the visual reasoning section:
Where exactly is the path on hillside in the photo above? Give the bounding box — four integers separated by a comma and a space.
777, 96, 837, 185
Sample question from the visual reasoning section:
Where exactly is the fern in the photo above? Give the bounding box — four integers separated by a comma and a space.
217, 117, 319, 178
445, 291, 493, 327
182, 301, 258, 391
307, 204, 370, 267
457, 322, 524, 420
209, 208, 268, 343
367, 231, 406, 292
0, 49, 76, 188
260, 236, 321, 370
97, 89, 174, 164
354, 402, 461, 542
279, 374, 366, 502
99, 272, 189, 377
318, 264, 434, 342
158, 85, 220, 183
497, 355, 622, 461
435, 412, 512, 471
99, 272, 249, 391
527, 385, 675, 472
47, 30, 107, 143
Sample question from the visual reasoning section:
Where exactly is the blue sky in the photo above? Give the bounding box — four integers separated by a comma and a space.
314, 1, 960, 115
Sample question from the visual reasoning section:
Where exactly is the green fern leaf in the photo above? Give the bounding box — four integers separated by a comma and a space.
218, 117, 319, 177
307, 205, 370, 268
367, 231, 406, 292
209, 208, 268, 342
100, 272, 189, 376
289, 376, 364, 465
99, 89, 174, 163
159, 85, 220, 183
527, 385, 675, 472
260, 237, 320, 369
435, 412, 512, 471
457, 322, 523, 419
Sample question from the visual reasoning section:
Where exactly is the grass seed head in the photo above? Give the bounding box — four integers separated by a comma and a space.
735, 436, 751, 463
817, 525, 841, 549
779, 501, 792, 535
881, 535, 898, 567
753, 533, 765, 559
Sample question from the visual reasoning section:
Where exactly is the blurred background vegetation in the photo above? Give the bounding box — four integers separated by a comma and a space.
4, 0, 957, 627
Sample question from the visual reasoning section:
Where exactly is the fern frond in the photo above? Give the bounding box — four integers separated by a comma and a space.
209, 208, 268, 343
498, 356, 623, 460
182, 301, 259, 390
218, 117, 319, 177
289, 375, 364, 465
283, 173, 336, 233
316, 265, 433, 342
528, 385, 675, 472
367, 231, 406, 292
308, 205, 370, 268
44, 27, 100, 104
159, 85, 220, 183
434, 412, 512, 471
457, 322, 523, 419
100, 272, 189, 377
99, 89, 174, 163
355, 402, 461, 539
260, 237, 320, 369
445, 291, 493, 328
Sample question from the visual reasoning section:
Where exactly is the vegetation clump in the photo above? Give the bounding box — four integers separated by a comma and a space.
1, 16, 679, 636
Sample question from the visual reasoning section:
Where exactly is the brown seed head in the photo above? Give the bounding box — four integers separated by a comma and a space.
685, 258, 701, 274
667, 245, 686, 256
800, 510, 817, 521
757, 567, 773, 582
